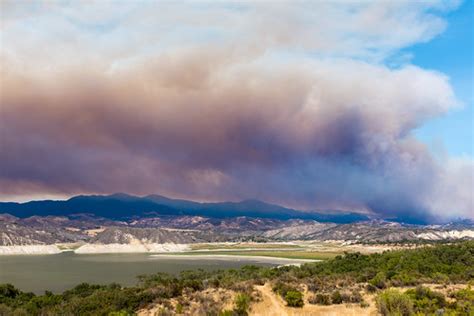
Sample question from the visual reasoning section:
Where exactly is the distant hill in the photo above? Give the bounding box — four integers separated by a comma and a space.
0, 193, 369, 223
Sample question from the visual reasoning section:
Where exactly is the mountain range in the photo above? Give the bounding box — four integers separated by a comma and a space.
1, 212, 473, 248
0, 193, 370, 223
1, 196, 473, 249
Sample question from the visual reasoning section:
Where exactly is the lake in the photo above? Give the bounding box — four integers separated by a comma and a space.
0, 252, 287, 294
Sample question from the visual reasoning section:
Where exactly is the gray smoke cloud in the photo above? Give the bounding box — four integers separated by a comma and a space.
0, 0, 472, 222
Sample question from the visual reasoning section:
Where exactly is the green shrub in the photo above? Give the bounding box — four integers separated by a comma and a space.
108, 311, 132, 316
370, 272, 387, 289
175, 303, 183, 314
406, 286, 446, 314
0, 284, 19, 300
272, 281, 295, 297
331, 291, 343, 304
450, 287, 474, 315
376, 289, 413, 316
432, 272, 449, 284
284, 291, 304, 307
234, 293, 251, 315
390, 273, 417, 287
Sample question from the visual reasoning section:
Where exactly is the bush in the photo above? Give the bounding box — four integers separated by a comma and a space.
234, 293, 251, 315
390, 273, 417, 287
340, 292, 351, 303
284, 291, 304, 308
360, 300, 370, 308
309, 294, 331, 305
376, 289, 413, 316
406, 286, 446, 314
0, 304, 13, 316
432, 272, 449, 284
447, 287, 474, 315
108, 311, 131, 316
370, 272, 387, 289
331, 291, 343, 304
349, 290, 363, 303
272, 281, 295, 297
307, 278, 323, 292
0, 284, 19, 300
175, 303, 183, 314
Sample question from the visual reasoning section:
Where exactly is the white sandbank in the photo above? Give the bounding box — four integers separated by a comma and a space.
0, 245, 62, 255
74, 243, 190, 254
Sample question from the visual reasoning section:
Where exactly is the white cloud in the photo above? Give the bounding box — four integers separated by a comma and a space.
0, 0, 462, 71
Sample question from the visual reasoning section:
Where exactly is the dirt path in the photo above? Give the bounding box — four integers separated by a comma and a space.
253, 284, 289, 316
251, 283, 377, 316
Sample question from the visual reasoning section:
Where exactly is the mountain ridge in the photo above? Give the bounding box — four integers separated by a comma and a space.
0, 193, 370, 223
3, 193, 468, 225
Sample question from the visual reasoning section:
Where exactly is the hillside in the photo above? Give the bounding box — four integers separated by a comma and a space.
1, 214, 473, 250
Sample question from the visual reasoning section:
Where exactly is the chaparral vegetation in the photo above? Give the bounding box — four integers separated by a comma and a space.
0, 242, 473, 315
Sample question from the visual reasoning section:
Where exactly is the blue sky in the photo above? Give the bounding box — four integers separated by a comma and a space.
413, 0, 473, 157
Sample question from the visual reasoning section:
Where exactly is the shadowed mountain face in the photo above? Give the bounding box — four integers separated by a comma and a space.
0, 194, 369, 223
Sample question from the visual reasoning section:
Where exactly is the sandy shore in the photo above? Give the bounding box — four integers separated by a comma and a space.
0, 243, 190, 255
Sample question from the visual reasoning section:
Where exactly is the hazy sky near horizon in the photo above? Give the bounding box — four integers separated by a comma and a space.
1, 0, 473, 222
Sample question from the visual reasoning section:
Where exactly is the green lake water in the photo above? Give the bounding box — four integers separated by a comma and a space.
0, 252, 276, 294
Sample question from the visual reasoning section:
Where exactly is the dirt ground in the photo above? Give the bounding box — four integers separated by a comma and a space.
139, 283, 469, 315
251, 283, 378, 316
